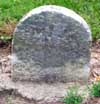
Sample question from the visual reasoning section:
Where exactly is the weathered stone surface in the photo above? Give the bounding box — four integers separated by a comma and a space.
0, 74, 87, 103
12, 5, 92, 82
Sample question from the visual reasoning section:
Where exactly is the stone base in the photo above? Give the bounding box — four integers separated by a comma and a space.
0, 74, 88, 103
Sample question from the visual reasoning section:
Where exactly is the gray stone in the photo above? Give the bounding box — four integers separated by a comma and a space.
0, 74, 88, 102
12, 5, 92, 82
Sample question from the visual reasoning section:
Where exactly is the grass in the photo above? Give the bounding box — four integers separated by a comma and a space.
0, 35, 12, 41
63, 86, 83, 104
88, 81, 100, 97
0, 0, 100, 39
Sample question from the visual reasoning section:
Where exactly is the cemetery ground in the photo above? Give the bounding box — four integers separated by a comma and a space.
0, 0, 100, 104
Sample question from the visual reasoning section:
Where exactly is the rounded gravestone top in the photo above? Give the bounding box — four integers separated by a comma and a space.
16, 5, 91, 39
12, 5, 92, 82
19, 5, 91, 35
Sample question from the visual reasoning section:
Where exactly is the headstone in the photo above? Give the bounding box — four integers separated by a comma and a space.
12, 5, 92, 82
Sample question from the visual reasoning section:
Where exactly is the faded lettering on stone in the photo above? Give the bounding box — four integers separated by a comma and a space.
12, 5, 92, 82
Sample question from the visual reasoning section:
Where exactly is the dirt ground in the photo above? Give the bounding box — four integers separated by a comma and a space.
0, 41, 100, 104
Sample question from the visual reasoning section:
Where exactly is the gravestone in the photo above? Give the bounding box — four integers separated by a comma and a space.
12, 5, 92, 82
